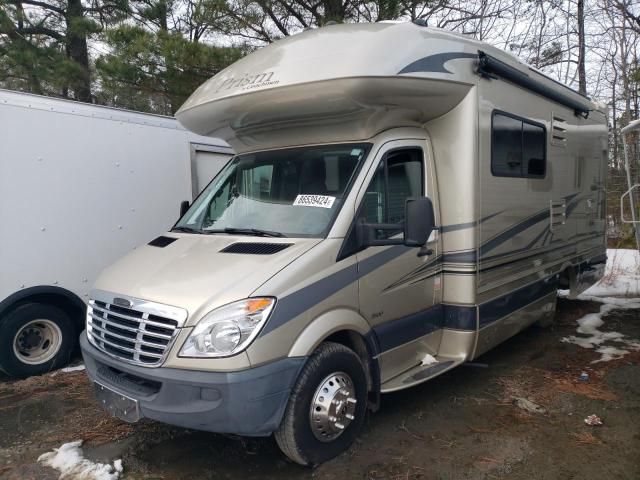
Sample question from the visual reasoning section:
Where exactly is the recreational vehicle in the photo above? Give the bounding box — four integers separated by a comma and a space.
0, 89, 232, 378
80, 21, 608, 465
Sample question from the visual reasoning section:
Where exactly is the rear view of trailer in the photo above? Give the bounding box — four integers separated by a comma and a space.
0, 89, 232, 378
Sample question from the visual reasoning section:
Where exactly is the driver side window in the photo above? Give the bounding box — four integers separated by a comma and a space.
360, 148, 424, 239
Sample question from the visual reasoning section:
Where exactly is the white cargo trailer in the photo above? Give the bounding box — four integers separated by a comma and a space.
0, 89, 232, 378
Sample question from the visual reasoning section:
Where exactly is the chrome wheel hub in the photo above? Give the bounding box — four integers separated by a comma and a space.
309, 372, 357, 442
13, 319, 62, 365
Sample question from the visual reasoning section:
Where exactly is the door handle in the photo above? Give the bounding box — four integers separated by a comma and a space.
417, 247, 433, 257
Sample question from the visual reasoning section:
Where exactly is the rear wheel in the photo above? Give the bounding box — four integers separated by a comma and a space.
0, 303, 76, 378
275, 342, 368, 466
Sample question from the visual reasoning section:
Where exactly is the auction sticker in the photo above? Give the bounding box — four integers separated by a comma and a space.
293, 194, 336, 208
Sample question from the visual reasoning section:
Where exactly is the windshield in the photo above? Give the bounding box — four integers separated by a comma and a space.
175, 143, 370, 237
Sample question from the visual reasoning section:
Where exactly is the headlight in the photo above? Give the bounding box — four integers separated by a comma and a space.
179, 298, 275, 357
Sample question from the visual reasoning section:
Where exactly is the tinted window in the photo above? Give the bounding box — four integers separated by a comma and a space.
492, 112, 546, 178
361, 149, 423, 239
523, 122, 545, 176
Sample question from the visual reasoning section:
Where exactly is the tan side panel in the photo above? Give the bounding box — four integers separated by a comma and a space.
437, 329, 477, 361
288, 308, 371, 357
248, 239, 361, 365
474, 292, 556, 358
477, 79, 607, 293
442, 274, 476, 304
425, 87, 478, 256
378, 330, 443, 384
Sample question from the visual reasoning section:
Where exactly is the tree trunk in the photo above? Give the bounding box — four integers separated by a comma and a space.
322, 0, 345, 24
577, 0, 587, 95
65, 0, 91, 102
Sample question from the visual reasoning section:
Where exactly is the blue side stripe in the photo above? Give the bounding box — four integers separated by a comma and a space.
372, 274, 558, 353
374, 304, 443, 352
260, 193, 585, 339
260, 245, 409, 336
478, 274, 558, 328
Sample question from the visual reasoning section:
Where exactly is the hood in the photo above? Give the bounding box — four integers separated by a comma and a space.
93, 234, 320, 326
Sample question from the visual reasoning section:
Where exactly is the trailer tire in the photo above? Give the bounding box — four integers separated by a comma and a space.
0, 303, 76, 378
274, 342, 368, 466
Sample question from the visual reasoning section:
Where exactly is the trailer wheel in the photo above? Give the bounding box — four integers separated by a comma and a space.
275, 342, 368, 466
0, 303, 76, 378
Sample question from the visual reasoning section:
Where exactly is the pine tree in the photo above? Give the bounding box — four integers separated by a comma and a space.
95, 0, 245, 114
0, 0, 125, 101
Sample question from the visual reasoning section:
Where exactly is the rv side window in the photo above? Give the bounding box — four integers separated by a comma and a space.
361, 149, 424, 239
492, 112, 546, 178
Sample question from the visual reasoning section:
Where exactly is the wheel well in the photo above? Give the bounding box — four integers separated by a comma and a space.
558, 265, 577, 290
323, 330, 380, 410
0, 287, 86, 332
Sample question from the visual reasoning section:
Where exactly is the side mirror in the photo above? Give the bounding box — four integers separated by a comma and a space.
180, 200, 190, 217
356, 196, 436, 249
404, 197, 435, 247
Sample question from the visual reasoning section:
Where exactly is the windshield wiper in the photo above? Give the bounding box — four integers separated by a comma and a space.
224, 227, 286, 237
201, 227, 286, 237
171, 226, 202, 234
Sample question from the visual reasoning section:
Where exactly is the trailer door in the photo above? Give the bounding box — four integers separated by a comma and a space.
191, 145, 232, 197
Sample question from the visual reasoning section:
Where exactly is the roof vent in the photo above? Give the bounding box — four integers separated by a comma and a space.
220, 242, 293, 255
148, 236, 177, 248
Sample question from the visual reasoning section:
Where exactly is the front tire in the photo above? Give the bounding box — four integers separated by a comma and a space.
275, 342, 368, 466
0, 303, 76, 378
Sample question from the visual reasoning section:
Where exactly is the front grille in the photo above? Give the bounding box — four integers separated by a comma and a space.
87, 292, 187, 367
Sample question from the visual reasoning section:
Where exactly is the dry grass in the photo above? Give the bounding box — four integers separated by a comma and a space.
0, 369, 136, 446
571, 431, 602, 445
545, 374, 618, 401
495, 367, 557, 408
0, 369, 89, 397
495, 361, 620, 414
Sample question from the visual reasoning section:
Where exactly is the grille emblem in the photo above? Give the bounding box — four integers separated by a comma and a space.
112, 297, 132, 308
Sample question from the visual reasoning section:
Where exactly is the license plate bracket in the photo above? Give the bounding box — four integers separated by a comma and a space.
94, 382, 141, 423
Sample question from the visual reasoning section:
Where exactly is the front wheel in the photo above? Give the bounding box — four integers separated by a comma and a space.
0, 303, 76, 378
275, 342, 368, 466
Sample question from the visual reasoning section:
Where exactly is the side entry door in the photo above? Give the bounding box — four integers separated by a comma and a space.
355, 141, 441, 385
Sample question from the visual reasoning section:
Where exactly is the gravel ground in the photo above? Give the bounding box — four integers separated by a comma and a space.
1, 297, 639, 480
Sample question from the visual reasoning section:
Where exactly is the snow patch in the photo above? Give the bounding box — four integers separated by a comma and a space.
584, 249, 640, 297
62, 364, 86, 373
38, 440, 122, 480
561, 294, 640, 363
593, 346, 630, 363
420, 354, 438, 366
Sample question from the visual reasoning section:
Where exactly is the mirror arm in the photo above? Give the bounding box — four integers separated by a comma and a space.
356, 221, 405, 248
366, 238, 404, 247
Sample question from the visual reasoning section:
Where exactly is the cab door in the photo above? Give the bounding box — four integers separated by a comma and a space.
354, 140, 441, 385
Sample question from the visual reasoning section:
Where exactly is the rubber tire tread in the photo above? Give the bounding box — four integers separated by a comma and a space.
274, 342, 367, 466
0, 303, 76, 378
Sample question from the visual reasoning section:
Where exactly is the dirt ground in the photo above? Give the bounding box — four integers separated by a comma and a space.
1, 298, 639, 480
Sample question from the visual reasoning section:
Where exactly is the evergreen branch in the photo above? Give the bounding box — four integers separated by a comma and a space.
6, 0, 65, 15
17, 26, 64, 40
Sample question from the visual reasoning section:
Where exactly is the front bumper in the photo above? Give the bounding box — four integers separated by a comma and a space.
80, 332, 306, 436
